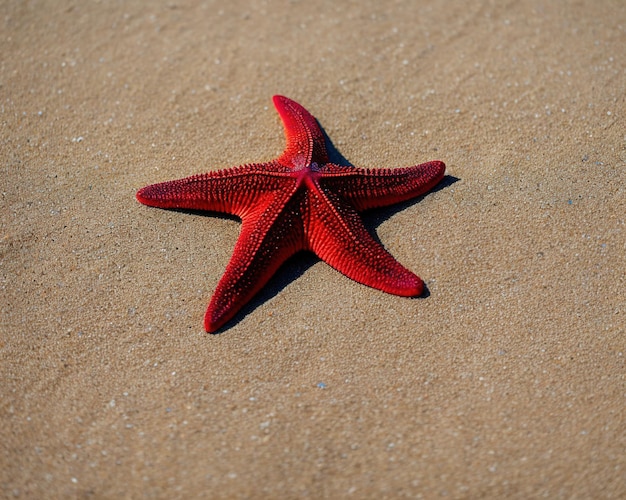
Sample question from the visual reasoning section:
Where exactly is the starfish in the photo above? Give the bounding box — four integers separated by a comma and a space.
136, 96, 445, 332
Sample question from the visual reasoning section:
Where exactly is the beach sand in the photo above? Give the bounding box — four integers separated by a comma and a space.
2, 0, 624, 497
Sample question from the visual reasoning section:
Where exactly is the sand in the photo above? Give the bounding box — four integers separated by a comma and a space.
2, 0, 624, 497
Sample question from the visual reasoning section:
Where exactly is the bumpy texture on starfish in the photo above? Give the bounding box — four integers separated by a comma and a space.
137, 96, 445, 332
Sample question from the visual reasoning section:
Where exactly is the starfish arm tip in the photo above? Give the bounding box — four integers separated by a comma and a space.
378, 273, 424, 297
272, 94, 292, 105
135, 186, 154, 206
434, 160, 446, 178
204, 308, 224, 333
136, 184, 172, 208
403, 278, 424, 297
271, 95, 288, 111
204, 288, 248, 333
417, 160, 446, 189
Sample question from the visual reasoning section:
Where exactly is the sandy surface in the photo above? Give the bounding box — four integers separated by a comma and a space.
2, 0, 625, 498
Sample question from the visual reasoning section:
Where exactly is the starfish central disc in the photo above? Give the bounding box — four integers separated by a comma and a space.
136, 95, 446, 332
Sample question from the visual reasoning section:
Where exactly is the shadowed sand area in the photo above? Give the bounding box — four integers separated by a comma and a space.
2, 0, 624, 497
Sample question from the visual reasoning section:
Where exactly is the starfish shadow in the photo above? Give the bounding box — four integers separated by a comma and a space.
322, 125, 353, 167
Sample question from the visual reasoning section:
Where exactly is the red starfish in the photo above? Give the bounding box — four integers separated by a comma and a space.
137, 96, 445, 332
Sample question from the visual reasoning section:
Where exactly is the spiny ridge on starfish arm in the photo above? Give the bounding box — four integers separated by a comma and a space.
136, 95, 446, 333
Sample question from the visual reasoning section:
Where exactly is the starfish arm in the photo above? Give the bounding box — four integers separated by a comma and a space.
136, 162, 291, 216
319, 161, 445, 211
273, 95, 329, 167
307, 190, 424, 297
204, 191, 305, 332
